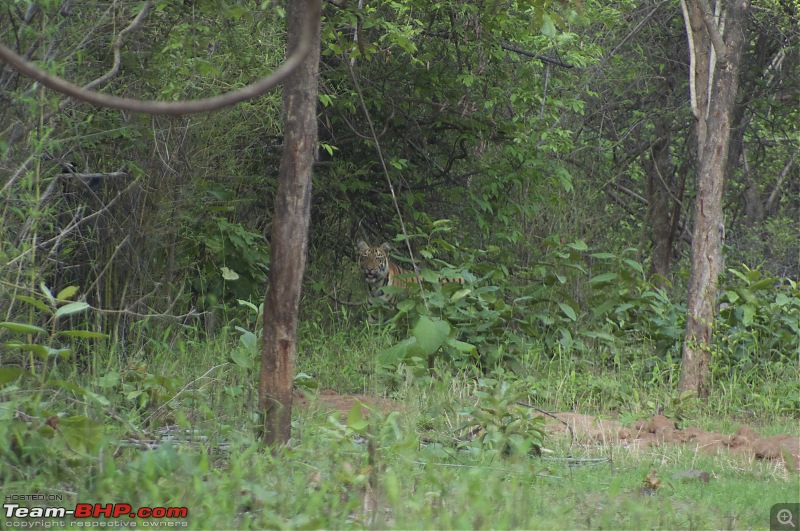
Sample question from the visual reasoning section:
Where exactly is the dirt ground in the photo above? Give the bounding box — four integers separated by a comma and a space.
296, 389, 800, 471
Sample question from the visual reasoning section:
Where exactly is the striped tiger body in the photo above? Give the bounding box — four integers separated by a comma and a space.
356, 240, 467, 307
356, 240, 412, 304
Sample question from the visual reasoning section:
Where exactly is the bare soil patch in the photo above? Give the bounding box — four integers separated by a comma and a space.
548, 412, 799, 470
294, 389, 405, 416
298, 390, 800, 470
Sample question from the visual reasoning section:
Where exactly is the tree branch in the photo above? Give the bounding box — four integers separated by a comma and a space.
765, 145, 798, 214
0, 8, 319, 115
695, 0, 728, 62
680, 0, 701, 119
56, 172, 128, 179
83, 1, 151, 92
500, 44, 574, 69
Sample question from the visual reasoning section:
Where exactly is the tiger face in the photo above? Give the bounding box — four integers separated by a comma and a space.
356, 240, 410, 302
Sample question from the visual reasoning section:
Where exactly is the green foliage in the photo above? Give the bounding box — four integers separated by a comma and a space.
731, 217, 800, 277
1, 284, 107, 378
0, 286, 111, 482
460, 374, 546, 457
717, 265, 800, 362
1, 300, 798, 526
187, 216, 269, 309
232, 299, 318, 391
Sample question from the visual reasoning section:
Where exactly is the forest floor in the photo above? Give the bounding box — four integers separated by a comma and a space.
297, 389, 800, 472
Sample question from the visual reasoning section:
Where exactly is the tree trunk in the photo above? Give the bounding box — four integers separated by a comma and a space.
679, 0, 750, 396
258, 0, 322, 448
646, 117, 674, 281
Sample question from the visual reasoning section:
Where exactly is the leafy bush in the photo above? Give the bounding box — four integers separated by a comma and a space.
717, 266, 800, 363
460, 374, 545, 457
0, 285, 109, 482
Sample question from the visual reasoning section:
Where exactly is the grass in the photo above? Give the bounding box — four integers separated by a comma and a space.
1, 317, 798, 529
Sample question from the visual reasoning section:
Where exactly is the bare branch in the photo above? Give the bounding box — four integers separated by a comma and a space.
680, 0, 701, 119
0, 8, 319, 115
765, 145, 798, 214
2, 175, 138, 269
83, 0, 152, 92
695, 0, 728, 62
500, 44, 574, 69
55, 172, 128, 179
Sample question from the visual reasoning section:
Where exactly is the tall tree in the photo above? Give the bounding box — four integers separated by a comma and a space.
258, 0, 322, 447
679, 0, 751, 395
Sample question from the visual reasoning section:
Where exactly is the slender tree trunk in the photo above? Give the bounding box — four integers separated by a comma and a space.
258, 0, 322, 448
679, 0, 750, 396
646, 117, 674, 281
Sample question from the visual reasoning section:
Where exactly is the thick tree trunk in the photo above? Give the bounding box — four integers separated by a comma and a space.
679, 0, 750, 396
258, 0, 322, 447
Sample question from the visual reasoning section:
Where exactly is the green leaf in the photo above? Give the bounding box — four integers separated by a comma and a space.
237, 299, 260, 313
749, 278, 777, 291
540, 13, 557, 37
52, 347, 72, 360
294, 372, 317, 390
746, 268, 762, 282
347, 403, 369, 433
377, 337, 418, 366
420, 269, 438, 283
229, 347, 254, 369
558, 303, 577, 321
86, 390, 110, 406
623, 259, 644, 274
0, 322, 47, 335
728, 268, 748, 282
40, 283, 56, 306
14, 295, 51, 313
56, 286, 80, 301
445, 337, 477, 355
0, 368, 25, 386
96, 371, 120, 388
396, 299, 416, 312
581, 331, 615, 342
59, 415, 104, 453
567, 240, 588, 251
235, 327, 258, 354
741, 304, 756, 326
413, 316, 450, 356
56, 330, 108, 339
449, 288, 471, 302
589, 273, 618, 285
49, 379, 88, 397
221, 266, 240, 280
54, 302, 90, 318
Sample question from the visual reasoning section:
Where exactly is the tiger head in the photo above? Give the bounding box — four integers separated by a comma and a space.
356, 240, 393, 288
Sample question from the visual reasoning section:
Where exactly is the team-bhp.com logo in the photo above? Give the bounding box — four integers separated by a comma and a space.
4, 497, 188, 527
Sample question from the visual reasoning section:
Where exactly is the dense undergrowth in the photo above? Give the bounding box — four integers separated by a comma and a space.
1, 266, 798, 528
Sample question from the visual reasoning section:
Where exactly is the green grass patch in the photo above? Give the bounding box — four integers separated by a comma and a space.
1, 322, 797, 529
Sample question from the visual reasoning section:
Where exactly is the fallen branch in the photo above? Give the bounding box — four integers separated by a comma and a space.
55, 172, 128, 179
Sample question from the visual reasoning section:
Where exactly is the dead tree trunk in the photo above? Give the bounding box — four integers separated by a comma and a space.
258, 0, 322, 448
679, 0, 750, 396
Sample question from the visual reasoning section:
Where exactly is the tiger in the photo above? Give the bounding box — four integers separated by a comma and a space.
356, 240, 466, 306
356, 240, 413, 304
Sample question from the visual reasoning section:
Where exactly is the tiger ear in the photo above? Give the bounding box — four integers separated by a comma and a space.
356, 240, 369, 252
380, 242, 392, 252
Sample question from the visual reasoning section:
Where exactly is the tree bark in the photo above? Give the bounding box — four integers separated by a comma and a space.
258, 0, 322, 448
645, 117, 674, 281
679, 0, 750, 396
